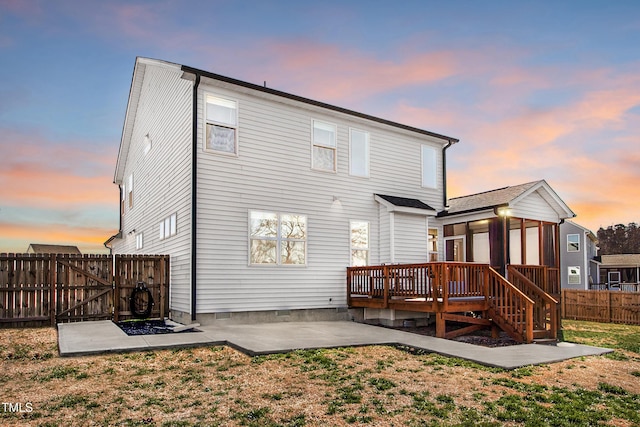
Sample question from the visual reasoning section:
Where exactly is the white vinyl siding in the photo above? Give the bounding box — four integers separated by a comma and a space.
192, 73, 447, 314
349, 129, 369, 177
110, 62, 193, 314
394, 213, 428, 263
312, 120, 337, 172
511, 191, 563, 223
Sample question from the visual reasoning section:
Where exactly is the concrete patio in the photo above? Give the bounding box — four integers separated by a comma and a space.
57, 320, 612, 370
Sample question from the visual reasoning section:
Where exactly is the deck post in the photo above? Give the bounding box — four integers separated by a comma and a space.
435, 312, 446, 338
346, 267, 352, 307
383, 265, 389, 308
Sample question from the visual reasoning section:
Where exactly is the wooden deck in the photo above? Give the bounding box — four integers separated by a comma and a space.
347, 262, 559, 343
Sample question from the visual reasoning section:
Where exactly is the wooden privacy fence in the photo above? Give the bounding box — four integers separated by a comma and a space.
562, 289, 640, 325
0, 253, 169, 327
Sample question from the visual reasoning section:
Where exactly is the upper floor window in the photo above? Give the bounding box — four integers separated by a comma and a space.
567, 234, 580, 252
312, 120, 337, 172
121, 185, 126, 215
349, 129, 369, 177
421, 145, 437, 188
250, 211, 307, 265
350, 221, 369, 266
206, 95, 238, 155
127, 174, 134, 209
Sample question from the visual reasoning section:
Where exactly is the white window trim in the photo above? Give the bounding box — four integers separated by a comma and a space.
248, 210, 308, 267
127, 174, 134, 209
567, 234, 580, 252
568, 266, 581, 285
349, 128, 370, 178
421, 145, 437, 189
350, 220, 370, 266
311, 120, 337, 173
159, 213, 177, 240
135, 232, 144, 250
204, 93, 239, 156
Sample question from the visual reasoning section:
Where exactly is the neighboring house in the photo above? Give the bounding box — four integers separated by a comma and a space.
106, 57, 459, 325
26, 244, 82, 255
559, 221, 599, 290
599, 254, 640, 292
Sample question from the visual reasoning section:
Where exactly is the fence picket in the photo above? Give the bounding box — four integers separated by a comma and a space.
562, 289, 640, 325
0, 253, 169, 327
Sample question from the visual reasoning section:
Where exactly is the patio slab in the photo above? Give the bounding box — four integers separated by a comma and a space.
58, 320, 612, 369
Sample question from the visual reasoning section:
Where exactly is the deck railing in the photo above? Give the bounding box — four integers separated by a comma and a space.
348, 262, 537, 343
486, 267, 535, 343
507, 266, 559, 340
509, 265, 560, 296
347, 262, 488, 308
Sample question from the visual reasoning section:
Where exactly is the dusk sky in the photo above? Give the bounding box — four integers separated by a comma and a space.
1, 0, 639, 253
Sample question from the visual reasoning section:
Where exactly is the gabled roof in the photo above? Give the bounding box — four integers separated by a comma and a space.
564, 220, 598, 242
27, 244, 81, 254
115, 57, 460, 183
374, 194, 437, 215
440, 180, 575, 219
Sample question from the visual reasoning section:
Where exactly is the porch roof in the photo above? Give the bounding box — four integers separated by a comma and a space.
439, 180, 575, 219
600, 254, 640, 267
374, 194, 437, 215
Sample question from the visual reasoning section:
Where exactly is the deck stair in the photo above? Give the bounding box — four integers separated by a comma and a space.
347, 262, 561, 344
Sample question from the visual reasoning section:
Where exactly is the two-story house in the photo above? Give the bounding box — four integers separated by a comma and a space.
106, 57, 459, 325
559, 220, 599, 290
107, 57, 575, 342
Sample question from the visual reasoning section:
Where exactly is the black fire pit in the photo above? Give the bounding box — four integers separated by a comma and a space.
115, 319, 199, 336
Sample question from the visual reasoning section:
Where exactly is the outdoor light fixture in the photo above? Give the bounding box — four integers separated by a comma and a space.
497, 207, 513, 217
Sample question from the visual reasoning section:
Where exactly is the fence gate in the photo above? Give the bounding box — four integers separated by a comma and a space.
0, 253, 169, 327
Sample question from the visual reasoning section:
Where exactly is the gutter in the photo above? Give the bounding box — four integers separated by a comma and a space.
442, 140, 455, 209
190, 73, 201, 322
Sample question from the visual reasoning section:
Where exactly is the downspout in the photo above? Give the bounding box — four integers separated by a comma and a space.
191, 73, 201, 322
442, 140, 454, 209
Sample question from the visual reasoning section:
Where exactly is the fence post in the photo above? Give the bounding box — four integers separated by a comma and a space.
49, 253, 56, 327
383, 265, 389, 308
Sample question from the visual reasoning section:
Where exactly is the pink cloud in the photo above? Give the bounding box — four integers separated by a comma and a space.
251, 40, 461, 103
0, 130, 116, 209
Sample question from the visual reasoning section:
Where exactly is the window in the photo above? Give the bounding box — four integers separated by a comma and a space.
250, 211, 307, 265
421, 145, 437, 188
205, 95, 238, 154
428, 228, 438, 262
121, 184, 126, 215
349, 129, 369, 177
159, 213, 177, 240
135, 232, 144, 250
312, 120, 336, 172
127, 174, 133, 208
350, 221, 369, 266
567, 234, 580, 252
568, 266, 581, 285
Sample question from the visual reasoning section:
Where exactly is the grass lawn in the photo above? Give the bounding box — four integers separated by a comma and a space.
0, 320, 639, 426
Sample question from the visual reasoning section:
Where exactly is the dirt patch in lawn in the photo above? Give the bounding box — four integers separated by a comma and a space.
1, 323, 639, 426
385, 322, 520, 347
